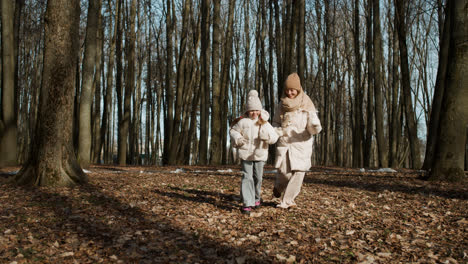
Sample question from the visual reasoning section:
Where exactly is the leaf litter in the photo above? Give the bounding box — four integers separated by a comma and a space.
0, 165, 466, 263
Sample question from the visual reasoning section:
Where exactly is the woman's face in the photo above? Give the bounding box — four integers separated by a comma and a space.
247, 110, 261, 120
285, 88, 299, 99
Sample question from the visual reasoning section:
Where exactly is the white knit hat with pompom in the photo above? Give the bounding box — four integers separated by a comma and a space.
245, 90, 262, 112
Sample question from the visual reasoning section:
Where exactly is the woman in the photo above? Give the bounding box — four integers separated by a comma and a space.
272, 73, 322, 209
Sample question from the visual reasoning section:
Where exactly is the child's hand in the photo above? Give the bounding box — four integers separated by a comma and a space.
235, 137, 248, 147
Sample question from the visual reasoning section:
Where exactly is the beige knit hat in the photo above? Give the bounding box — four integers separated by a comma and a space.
284, 73, 302, 94
245, 90, 262, 112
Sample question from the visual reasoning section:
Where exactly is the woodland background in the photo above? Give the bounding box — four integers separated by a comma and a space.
0, 0, 467, 183
0, 0, 467, 262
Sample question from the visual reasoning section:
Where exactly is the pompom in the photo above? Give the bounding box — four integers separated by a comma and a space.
248, 90, 258, 97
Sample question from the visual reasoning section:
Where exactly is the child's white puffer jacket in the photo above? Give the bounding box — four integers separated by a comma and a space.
230, 113, 279, 162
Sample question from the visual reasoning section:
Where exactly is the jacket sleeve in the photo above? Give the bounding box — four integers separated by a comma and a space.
306, 111, 322, 135
229, 122, 244, 148
272, 105, 283, 136
259, 122, 280, 144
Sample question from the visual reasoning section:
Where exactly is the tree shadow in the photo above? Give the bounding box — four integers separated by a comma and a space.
303, 171, 468, 200
0, 181, 271, 263
153, 186, 240, 211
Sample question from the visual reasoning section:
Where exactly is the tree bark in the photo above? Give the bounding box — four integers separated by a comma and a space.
92, 11, 103, 164
297, 0, 306, 83
78, 0, 101, 168
199, 0, 210, 165
119, 0, 137, 165
352, 0, 363, 167
14, 0, 86, 186
428, 0, 468, 182
163, 0, 175, 165
116, 0, 124, 164
0, 0, 18, 166
372, 0, 388, 167
422, 0, 450, 170
209, 0, 222, 165
395, 0, 421, 169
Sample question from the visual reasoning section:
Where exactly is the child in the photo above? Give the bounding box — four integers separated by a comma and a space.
230, 90, 279, 215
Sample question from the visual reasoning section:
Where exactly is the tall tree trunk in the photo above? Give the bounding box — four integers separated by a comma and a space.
364, 0, 374, 167
0, 0, 18, 166
395, 0, 421, 169
14, 0, 86, 186
100, 0, 117, 164
199, 0, 210, 165
273, 1, 284, 99
92, 12, 103, 164
422, 0, 450, 170
352, 0, 363, 167
389, 22, 401, 168
116, 0, 124, 164
120, 0, 137, 165
163, 0, 175, 165
296, 0, 306, 82
372, 0, 388, 167
427, 0, 468, 182
78, 0, 101, 168
210, 0, 222, 165
220, 0, 236, 164
169, 0, 190, 164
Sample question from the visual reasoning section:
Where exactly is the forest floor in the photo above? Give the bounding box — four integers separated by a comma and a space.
0, 165, 467, 264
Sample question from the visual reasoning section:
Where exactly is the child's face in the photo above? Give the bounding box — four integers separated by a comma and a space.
247, 110, 261, 120
285, 88, 299, 99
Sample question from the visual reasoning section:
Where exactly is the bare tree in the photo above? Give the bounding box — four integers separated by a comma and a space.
372, 0, 388, 167
119, 0, 137, 165
78, 0, 101, 168
395, 0, 421, 169
208, 0, 222, 165
422, 0, 449, 170
14, 0, 86, 186
427, 0, 468, 182
199, 0, 210, 165
352, 0, 364, 167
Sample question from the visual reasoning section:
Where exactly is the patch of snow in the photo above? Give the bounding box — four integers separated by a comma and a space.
171, 168, 185, 173
5, 171, 18, 175
359, 168, 366, 172
217, 169, 233, 173
83, 169, 92, 173
377, 168, 397, 173
368, 168, 397, 173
